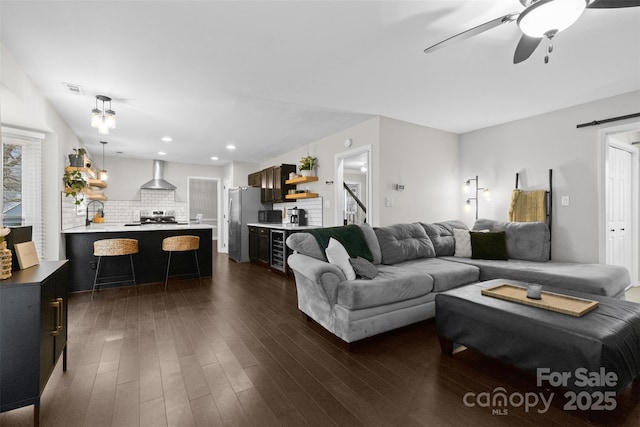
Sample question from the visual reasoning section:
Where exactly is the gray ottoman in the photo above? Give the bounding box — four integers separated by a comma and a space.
436, 279, 640, 392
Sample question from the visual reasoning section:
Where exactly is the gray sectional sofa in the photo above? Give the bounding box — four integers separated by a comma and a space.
286, 219, 630, 344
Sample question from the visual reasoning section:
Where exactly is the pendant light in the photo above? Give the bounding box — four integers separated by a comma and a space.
91, 95, 116, 135
99, 141, 108, 181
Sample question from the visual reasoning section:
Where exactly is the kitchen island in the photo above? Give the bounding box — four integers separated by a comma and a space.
63, 223, 213, 292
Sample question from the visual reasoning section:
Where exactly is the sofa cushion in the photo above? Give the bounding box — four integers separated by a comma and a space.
374, 223, 436, 265
359, 223, 382, 265
473, 219, 550, 262
349, 256, 378, 280
336, 265, 433, 310
470, 231, 508, 260
286, 232, 326, 261
326, 238, 356, 280
441, 256, 630, 298
420, 220, 468, 256
453, 229, 471, 257
396, 258, 480, 292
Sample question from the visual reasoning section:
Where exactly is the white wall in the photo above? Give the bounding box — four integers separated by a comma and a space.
103, 156, 226, 201
261, 117, 381, 226
378, 117, 460, 225
1, 44, 84, 261
460, 91, 640, 264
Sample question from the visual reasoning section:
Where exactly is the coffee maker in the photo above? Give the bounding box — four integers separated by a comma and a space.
289, 207, 307, 226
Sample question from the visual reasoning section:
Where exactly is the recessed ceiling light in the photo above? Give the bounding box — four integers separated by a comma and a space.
161, 136, 172, 142
210, 156, 219, 161
226, 144, 236, 150
158, 151, 167, 156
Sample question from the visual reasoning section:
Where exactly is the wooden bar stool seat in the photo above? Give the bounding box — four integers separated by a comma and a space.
92, 238, 138, 299
162, 235, 201, 289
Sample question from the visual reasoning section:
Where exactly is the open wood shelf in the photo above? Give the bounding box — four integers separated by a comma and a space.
285, 176, 318, 185
285, 192, 319, 199
88, 178, 107, 189
65, 166, 96, 179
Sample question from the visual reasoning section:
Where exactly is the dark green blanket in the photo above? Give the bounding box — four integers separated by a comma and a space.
307, 225, 373, 262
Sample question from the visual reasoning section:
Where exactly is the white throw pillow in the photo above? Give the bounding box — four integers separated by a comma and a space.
325, 238, 356, 280
453, 229, 472, 258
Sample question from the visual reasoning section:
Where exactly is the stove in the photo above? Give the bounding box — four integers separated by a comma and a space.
139, 209, 178, 224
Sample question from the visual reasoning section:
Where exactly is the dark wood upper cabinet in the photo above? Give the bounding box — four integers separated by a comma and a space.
248, 171, 261, 187
259, 164, 296, 204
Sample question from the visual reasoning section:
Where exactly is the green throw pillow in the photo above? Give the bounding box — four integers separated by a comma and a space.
470, 231, 508, 260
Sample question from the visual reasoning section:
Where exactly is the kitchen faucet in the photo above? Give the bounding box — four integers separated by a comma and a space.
86, 200, 105, 226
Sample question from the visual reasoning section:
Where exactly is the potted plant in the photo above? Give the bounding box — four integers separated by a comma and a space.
63, 169, 87, 205
299, 155, 317, 177
68, 148, 86, 167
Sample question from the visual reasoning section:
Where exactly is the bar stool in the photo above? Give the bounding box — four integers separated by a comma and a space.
92, 238, 138, 299
162, 235, 201, 289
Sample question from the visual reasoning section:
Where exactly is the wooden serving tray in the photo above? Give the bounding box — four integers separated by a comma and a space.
481, 283, 599, 317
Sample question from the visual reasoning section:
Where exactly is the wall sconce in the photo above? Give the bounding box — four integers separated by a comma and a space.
463, 175, 490, 220
91, 95, 116, 135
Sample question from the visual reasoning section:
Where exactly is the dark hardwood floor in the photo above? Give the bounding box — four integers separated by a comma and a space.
2, 249, 640, 426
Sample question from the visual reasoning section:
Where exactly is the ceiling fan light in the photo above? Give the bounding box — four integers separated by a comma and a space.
517, 0, 587, 38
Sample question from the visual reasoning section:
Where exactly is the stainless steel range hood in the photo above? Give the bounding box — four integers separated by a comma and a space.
141, 159, 176, 190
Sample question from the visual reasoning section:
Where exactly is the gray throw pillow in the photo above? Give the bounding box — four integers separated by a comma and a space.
349, 257, 378, 279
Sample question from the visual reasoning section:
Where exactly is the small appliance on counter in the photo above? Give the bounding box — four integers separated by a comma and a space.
288, 207, 306, 226
139, 209, 179, 224
258, 209, 283, 223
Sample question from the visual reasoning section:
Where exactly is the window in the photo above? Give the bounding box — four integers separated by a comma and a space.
1, 127, 44, 259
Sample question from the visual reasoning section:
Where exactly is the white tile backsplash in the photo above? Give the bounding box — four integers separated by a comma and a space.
61, 190, 322, 230
61, 189, 188, 229
273, 198, 323, 227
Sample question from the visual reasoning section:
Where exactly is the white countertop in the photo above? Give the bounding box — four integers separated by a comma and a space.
62, 223, 215, 234
246, 223, 321, 231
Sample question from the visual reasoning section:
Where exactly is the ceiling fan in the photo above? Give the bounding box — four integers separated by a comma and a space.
424, 0, 640, 64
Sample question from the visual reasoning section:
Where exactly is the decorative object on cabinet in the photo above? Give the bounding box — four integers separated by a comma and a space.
0, 228, 11, 279
299, 155, 317, 177
14, 241, 39, 270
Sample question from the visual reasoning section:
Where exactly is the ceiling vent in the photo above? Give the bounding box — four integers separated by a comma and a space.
62, 82, 84, 95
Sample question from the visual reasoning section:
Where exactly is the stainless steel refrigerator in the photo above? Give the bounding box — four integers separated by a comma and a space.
228, 186, 263, 262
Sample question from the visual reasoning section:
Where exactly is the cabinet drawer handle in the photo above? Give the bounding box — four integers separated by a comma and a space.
56, 298, 64, 332
50, 298, 63, 336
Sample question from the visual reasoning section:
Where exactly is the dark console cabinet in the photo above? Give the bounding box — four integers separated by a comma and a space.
0, 261, 69, 427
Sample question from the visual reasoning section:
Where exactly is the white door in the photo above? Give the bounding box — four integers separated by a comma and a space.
605, 145, 633, 275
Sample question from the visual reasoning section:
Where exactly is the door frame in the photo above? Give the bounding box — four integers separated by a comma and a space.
187, 176, 222, 252
598, 122, 640, 284
335, 144, 372, 226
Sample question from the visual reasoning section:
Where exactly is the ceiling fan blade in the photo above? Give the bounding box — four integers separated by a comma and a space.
587, 0, 640, 8
513, 34, 542, 64
424, 13, 518, 54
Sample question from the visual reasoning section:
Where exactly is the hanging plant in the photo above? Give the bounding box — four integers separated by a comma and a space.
63, 169, 87, 205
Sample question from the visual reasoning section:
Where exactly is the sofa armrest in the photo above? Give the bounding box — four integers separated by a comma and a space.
288, 252, 345, 305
